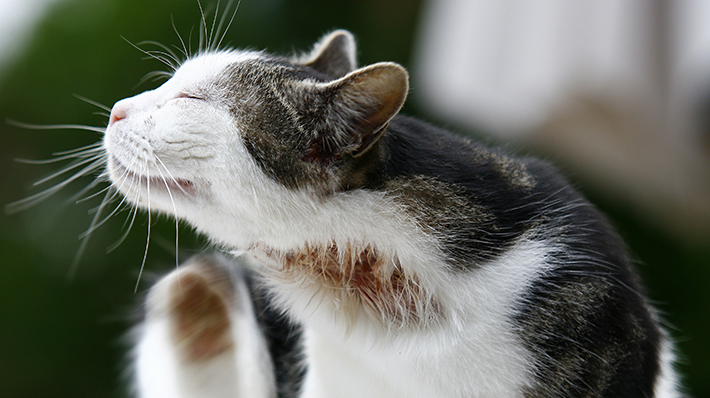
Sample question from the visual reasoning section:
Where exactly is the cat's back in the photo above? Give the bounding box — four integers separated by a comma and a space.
374, 115, 679, 397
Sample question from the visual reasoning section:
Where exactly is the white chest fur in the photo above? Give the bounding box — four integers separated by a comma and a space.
294, 239, 552, 398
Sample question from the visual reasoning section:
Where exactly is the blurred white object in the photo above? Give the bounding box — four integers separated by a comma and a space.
414, 0, 710, 242
0, 0, 60, 70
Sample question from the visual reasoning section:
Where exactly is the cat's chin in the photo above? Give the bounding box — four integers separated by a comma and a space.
108, 155, 197, 197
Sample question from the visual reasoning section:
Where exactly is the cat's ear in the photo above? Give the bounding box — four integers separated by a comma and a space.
300, 30, 357, 79
320, 62, 408, 158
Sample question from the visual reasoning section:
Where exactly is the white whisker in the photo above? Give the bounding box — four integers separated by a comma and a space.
171, 15, 189, 60
76, 182, 112, 205
134, 162, 152, 293
67, 187, 113, 280
78, 149, 140, 244
79, 189, 133, 240
138, 40, 181, 65
72, 94, 112, 112
71, 172, 110, 204
6, 157, 106, 214
153, 155, 190, 195
197, 0, 208, 53
108, 170, 144, 254
154, 156, 181, 269
8, 116, 113, 276
122, 36, 177, 71
115, 155, 143, 230
107, 204, 139, 254
213, 0, 241, 51
187, 26, 196, 57
86, 186, 123, 215
136, 71, 173, 88
206, 0, 220, 52
93, 111, 111, 119
16, 147, 101, 165
52, 143, 104, 156
32, 154, 104, 186
146, 50, 179, 68
7, 119, 106, 134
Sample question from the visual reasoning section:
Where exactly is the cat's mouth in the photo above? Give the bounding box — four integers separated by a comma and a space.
108, 156, 196, 196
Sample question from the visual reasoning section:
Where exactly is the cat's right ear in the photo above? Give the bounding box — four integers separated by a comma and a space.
300, 30, 357, 79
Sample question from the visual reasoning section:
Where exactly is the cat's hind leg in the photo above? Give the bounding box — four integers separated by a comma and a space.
131, 254, 276, 398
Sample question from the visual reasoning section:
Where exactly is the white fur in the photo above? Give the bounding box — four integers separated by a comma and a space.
106, 52, 434, 256
295, 239, 552, 398
133, 258, 275, 398
133, 316, 182, 398
108, 51, 543, 397
654, 336, 683, 398
107, 50, 679, 397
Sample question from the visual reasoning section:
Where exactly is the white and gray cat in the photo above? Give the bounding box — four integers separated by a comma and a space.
101, 30, 683, 397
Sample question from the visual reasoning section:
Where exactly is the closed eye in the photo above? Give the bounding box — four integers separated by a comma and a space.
177, 92, 206, 101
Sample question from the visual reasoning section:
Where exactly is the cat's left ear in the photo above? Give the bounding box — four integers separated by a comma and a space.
300, 30, 357, 78
317, 61, 408, 158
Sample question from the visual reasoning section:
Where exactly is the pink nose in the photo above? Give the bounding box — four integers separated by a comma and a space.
109, 101, 129, 125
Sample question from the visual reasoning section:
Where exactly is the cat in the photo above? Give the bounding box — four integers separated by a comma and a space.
102, 29, 684, 397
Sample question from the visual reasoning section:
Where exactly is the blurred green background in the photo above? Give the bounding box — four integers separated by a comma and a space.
0, 0, 707, 397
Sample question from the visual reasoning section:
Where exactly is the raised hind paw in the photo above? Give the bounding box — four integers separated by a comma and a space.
168, 259, 235, 362
132, 254, 276, 398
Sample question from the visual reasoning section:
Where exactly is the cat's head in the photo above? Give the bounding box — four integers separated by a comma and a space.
103, 30, 408, 248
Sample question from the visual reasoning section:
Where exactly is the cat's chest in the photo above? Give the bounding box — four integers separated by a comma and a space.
271, 239, 553, 397
300, 310, 533, 398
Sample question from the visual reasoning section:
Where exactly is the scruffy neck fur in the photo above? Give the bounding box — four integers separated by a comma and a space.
104, 30, 683, 397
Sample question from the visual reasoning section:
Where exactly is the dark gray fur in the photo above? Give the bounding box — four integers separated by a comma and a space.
216, 31, 671, 397
126, 30, 676, 397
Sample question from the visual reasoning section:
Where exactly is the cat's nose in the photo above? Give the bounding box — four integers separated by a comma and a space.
109, 100, 130, 126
